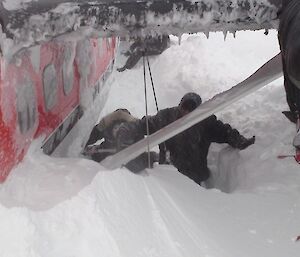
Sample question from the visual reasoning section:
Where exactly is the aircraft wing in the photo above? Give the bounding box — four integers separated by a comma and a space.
1, 0, 281, 56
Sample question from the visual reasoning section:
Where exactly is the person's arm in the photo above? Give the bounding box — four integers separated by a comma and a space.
117, 109, 171, 150
206, 115, 255, 150
142, 108, 172, 134
117, 50, 143, 72
140, 109, 172, 164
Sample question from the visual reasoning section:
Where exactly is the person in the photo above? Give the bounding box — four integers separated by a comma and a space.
278, 0, 300, 123
83, 108, 159, 165
117, 35, 170, 72
83, 109, 137, 162
116, 92, 255, 185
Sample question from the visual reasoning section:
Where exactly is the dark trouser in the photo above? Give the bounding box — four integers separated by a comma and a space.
283, 72, 300, 115
279, 0, 300, 118
118, 50, 143, 71
118, 35, 170, 71
125, 151, 159, 173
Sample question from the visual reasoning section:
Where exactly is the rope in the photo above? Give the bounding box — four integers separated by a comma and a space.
143, 54, 151, 169
146, 56, 159, 112
146, 55, 167, 164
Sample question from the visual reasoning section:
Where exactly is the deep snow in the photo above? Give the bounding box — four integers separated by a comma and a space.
1, 30, 300, 257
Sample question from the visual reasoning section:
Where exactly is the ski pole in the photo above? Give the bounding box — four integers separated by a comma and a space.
83, 148, 117, 155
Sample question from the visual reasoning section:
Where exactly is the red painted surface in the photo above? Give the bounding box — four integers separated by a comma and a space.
0, 37, 117, 182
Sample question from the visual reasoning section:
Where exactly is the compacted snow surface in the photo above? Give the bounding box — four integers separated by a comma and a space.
1, 31, 300, 257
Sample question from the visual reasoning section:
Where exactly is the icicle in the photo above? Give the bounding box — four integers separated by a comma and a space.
15, 57, 22, 67
223, 30, 228, 41
264, 29, 269, 35
232, 30, 236, 38
124, 34, 130, 42
204, 30, 209, 39
178, 34, 182, 45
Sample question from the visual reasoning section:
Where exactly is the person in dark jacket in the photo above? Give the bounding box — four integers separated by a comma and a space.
278, 0, 300, 123
117, 92, 255, 185
117, 35, 170, 72
83, 109, 138, 162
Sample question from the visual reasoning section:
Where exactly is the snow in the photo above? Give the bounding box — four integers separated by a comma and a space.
1, 30, 300, 256
43, 64, 57, 111
2, 0, 37, 11
62, 42, 76, 95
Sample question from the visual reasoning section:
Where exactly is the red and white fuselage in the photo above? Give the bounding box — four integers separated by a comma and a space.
0, 37, 117, 182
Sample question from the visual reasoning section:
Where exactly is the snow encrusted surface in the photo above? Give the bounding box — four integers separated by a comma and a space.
0, 0, 279, 58
1, 30, 300, 257
2, 0, 36, 11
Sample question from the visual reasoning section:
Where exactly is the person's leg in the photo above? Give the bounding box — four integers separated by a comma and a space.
117, 50, 143, 72
279, 0, 300, 121
91, 141, 115, 162
125, 152, 149, 173
125, 151, 159, 173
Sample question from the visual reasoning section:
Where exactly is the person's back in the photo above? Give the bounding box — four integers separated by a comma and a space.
117, 35, 170, 72
164, 115, 213, 183
143, 35, 170, 55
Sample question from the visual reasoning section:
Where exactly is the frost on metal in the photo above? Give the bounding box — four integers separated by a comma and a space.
0, 0, 281, 57
62, 42, 76, 95
2, 0, 38, 11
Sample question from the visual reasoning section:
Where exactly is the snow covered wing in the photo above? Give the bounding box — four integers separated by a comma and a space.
0, 0, 281, 57
101, 52, 283, 170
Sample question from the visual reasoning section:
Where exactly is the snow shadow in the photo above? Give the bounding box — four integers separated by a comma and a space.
0, 149, 101, 211
207, 146, 245, 193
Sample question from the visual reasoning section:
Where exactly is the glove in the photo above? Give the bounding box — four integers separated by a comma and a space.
236, 136, 255, 150
117, 66, 126, 72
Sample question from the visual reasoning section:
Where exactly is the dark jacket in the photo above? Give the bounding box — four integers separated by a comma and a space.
117, 35, 170, 72
278, 0, 300, 115
117, 107, 251, 184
